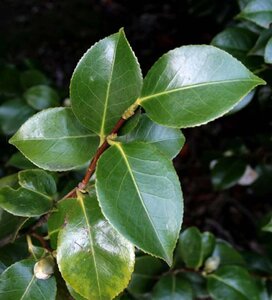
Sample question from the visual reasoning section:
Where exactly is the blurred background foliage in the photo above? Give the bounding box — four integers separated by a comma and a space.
1, 0, 272, 299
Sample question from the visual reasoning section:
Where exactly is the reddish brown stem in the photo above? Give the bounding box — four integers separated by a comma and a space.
31, 232, 52, 252
79, 116, 127, 189
0, 115, 129, 247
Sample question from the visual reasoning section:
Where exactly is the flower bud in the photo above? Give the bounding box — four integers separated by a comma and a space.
34, 256, 55, 280
204, 256, 220, 274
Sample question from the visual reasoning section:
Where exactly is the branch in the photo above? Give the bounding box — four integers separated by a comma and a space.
0, 109, 135, 248
79, 116, 127, 190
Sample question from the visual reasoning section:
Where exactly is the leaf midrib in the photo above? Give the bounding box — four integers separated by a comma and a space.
78, 197, 102, 299
209, 274, 249, 300
114, 143, 169, 261
139, 78, 261, 103
99, 33, 121, 140
20, 274, 35, 300
11, 134, 96, 143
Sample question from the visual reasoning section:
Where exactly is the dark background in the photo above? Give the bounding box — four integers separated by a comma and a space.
0, 0, 238, 87
1, 0, 271, 252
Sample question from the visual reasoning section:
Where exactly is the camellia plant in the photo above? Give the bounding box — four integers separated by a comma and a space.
0, 28, 266, 299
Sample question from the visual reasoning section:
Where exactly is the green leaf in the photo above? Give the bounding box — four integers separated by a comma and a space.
70, 28, 142, 141
177, 227, 202, 269
243, 252, 272, 274
262, 216, 272, 232
207, 266, 261, 300
48, 198, 76, 249
0, 99, 35, 135
238, 0, 272, 29
24, 85, 59, 110
117, 114, 185, 159
0, 169, 55, 217
211, 27, 257, 59
128, 256, 166, 295
0, 209, 27, 240
212, 240, 246, 266
238, 0, 251, 10
20, 70, 48, 90
19, 169, 56, 196
0, 259, 57, 300
118, 109, 141, 136
0, 173, 18, 188
177, 227, 215, 269
138, 45, 265, 128
201, 232, 216, 262
227, 90, 255, 115
152, 274, 193, 300
7, 152, 36, 170
211, 157, 247, 190
67, 284, 87, 300
210, 27, 260, 70
181, 272, 209, 298
0, 240, 29, 272
96, 142, 183, 265
265, 36, 272, 63
250, 28, 272, 56
56, 194, 135, 300
9, 107, 99, 171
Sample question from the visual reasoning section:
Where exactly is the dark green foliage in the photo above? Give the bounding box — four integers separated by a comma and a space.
0, 2, 272, 297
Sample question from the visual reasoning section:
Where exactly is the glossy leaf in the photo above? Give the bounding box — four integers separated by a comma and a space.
0, 259, 57, 300
238, 0, 252, 10
212, 240, 246, 266
7, 152, 36, 169
207, 266, 260, 300
238, 0, 272, 29
20, 69, 48, 90
48, 198, 76, 249
67, 284, 87, 300
70, 28, 142, 140
211, 27, 257, 59
262, 216, 272, 232
227, 90, 255, 115
117, 114, 185, 159
128, 256, 166, 295
201, 232, 216, 262
138, 45, 264, 128
0, 99, 35, 135
210, 27, 261, 71
243, 252, 272, 274
0, 209, 27, 241
24, 85, 59, 110
181, 272, 209, 298
0, 169, 55, 217
0, 240, 29, 272
0, 173, 18, 188
211, 157, 247, 190
56, 194, 135, 300
9, 107, 99, 171
118, 109, 141, 136
19, 169, 56, 196
177, 227, 202, 269
265, 36, 272, 63
152, 274, 193, 300
250, 28, 272, 56
96, 142, 183, 265
177, 227, 215, 269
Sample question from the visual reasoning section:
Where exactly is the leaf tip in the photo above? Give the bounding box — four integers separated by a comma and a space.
164, 254, 173, 267
119, 27, 125, 34
8, 133, 16, 145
